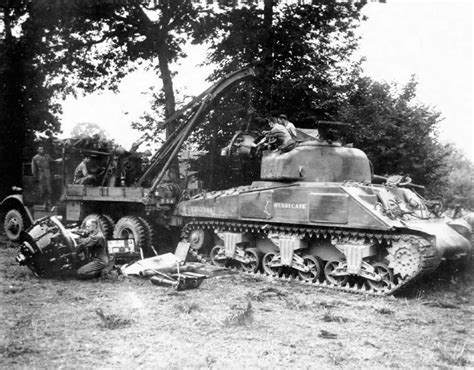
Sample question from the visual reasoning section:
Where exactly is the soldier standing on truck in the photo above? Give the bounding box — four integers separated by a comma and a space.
31, 146, 55, 208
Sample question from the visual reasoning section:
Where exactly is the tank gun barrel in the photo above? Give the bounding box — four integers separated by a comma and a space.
315, 120, 351, 129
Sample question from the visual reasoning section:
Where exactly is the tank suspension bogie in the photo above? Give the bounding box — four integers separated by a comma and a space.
262, 252, 280, 276
182, 220, 439, 295
324, 260, 349, 286
209, 245, 227, 267
366, 262, 394, 290
298, 255, 323, 282
240, 248, 262, 273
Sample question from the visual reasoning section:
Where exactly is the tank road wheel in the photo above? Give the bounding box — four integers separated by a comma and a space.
113, 216, 149, 256
298, 255, 323, 283
4, 209, 25, 242
367, 262, 394, 291
240, 248, 261, 273
262, 252, 280, 276
324, 260, 348, 286
81, 214, 114, 239
188, 228, 212, 252
210, 245, 227, 267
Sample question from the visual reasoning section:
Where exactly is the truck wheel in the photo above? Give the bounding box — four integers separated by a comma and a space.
138, 217, 158, 257
101, 214, 115, 232
81, 214, 114, 239
4, 209, 25, 242
113, 216, 149, 256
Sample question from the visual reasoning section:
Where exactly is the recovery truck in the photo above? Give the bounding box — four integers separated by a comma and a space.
1, 67, 257, 257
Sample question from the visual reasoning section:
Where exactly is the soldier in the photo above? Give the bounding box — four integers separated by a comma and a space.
252, 117, 296, 153
278, 114, 297, 139
31, 146, 56, 207
73, 155, 96, 185
76, 218, 109, 279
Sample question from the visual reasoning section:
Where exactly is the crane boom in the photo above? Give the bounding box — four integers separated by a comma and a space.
137, 66, 256, 191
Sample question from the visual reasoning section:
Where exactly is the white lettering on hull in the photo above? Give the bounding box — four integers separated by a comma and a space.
274, 203, 307, 210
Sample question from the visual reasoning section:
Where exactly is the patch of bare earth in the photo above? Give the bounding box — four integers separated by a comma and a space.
1, 236, 472, 368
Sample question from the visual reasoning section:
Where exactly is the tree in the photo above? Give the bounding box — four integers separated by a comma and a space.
338, 75, 451, 192
189, 1, 366, 189
438, 147, 474, 209
0, 1, 62, 196
0, 0, 199, 196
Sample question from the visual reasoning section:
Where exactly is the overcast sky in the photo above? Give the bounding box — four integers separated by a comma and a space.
60, 0, 473, 159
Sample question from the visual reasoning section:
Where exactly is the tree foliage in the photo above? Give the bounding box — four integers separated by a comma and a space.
438, 147, 474, 209
338, 75, 451, 191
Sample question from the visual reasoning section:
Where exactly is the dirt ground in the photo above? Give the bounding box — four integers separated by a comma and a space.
1, 235, 473, 369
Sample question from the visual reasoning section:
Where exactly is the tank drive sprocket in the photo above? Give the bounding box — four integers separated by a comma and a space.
386, 238, 422, 278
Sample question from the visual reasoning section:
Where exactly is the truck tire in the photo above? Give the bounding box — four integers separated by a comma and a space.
113, 216, 149, 256
81, 214, 114, 239
101, 214, 115, 233
4, 209, 25, 242
138, 217, 158, 257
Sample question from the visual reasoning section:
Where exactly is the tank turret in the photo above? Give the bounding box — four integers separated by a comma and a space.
261, 141, 371, 183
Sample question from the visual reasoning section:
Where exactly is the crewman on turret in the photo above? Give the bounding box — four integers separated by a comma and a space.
252, 117, 296, 153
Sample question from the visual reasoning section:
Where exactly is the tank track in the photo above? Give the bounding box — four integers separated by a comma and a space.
182, 219, 440, 296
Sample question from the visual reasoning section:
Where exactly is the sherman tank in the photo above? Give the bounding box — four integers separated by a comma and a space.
178, 129, 472, 295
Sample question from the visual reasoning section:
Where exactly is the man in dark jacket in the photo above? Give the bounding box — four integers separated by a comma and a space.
76, 219, 108, 279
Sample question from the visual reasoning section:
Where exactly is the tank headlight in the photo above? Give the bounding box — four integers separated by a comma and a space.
408, 198, 419, 209
374, 202, 384, 213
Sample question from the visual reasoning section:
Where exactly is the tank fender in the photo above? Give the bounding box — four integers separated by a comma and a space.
0, 195, 34, 225
447, 218, 472, 243
404, 220, 471, 259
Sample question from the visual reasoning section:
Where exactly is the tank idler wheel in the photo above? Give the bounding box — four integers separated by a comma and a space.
240, 248, 261, 273
298, 255, 323, 283
324, 260, 348, 286
262, 252, 280, 276
210, 245, 227, 267
366, 262, 394, 291
4, 209, 25, 242
189, 229, 211, 251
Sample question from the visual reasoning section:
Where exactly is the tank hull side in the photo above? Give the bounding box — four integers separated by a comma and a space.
179, 183, 392, 230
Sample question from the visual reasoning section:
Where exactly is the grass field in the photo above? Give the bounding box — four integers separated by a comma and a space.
1, 236, 473, 368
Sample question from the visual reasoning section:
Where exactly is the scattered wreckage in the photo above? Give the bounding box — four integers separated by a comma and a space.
15, 215, 207, 290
